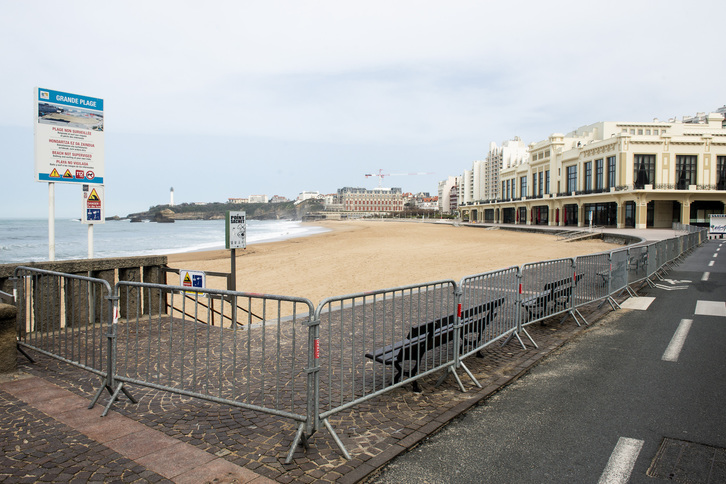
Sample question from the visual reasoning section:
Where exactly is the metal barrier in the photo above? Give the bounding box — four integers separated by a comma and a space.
112, 281, 316, 463
609, 249, 630, 297
626, 245, 650, 293
519, 258, 580, 343
573, 252, 615, 316
459, 267, 519, 361
13, 266, 116, 404
314, 280, 458, 458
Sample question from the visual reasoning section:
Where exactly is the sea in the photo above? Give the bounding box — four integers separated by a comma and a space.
0, 218, 329, 264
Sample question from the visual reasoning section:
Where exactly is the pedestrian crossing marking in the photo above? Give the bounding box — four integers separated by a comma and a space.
620, 297, 655, 310
695, 300, 726, 317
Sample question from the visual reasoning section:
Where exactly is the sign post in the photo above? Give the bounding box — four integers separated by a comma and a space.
34, 87, 104, 260
225, 211, 247, 291
82, 185, 105, 258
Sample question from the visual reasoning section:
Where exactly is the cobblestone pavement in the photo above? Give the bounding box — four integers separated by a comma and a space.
0, 389, 172, 483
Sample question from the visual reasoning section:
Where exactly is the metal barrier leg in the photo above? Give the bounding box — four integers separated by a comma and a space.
458, 361, 482, 389
285, 422, 308, 464
101, 382, 137, 417
322, 418, 351, 461
502, 328, 537, 349
435, 365, 470, 393
606, 296, 621, 310
16, 343, 35, 363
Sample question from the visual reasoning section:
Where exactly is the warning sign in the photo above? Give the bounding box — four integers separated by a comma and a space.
63, 169, 73, 179
50, 168, 61, 178
82, 184, 104, 224
180, 270, 205, 293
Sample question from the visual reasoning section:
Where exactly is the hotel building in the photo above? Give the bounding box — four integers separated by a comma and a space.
335, 187, 405, 213
458, 113, 726, 229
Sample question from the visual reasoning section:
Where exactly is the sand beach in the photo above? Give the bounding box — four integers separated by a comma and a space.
167, 220, 617, 306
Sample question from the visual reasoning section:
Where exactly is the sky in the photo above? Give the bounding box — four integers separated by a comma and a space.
2, 0, 725, 219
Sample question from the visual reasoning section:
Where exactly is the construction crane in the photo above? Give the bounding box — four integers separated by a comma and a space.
364, 169, 435, 188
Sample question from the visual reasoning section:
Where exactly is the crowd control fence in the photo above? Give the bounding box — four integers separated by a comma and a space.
14, 267, 115, 398
313, 280, 458, 457
112, 281, 317, 463
12, 227, 709, 462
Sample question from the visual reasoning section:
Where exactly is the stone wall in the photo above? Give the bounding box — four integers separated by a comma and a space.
0, 303, 17, 373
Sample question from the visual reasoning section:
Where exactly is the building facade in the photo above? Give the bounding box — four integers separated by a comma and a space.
438, 176, 459, 213
335, 187, 405, 213
459, 113, 726, 228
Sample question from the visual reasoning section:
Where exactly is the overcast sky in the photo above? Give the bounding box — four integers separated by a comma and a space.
2, 0, 724, 218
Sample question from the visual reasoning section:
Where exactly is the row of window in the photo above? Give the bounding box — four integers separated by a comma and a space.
634, 155, 726, 189
502, 155, 726, 197
622, 128, 666, 136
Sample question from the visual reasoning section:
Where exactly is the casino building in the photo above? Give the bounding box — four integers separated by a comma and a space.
458, 112, 726, 229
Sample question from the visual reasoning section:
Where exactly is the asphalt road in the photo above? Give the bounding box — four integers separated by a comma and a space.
369, 238, 726, 484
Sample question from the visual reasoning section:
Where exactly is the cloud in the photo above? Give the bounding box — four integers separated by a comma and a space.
1, 0, 725, 218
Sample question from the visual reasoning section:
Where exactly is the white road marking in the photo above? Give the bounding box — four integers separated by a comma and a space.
695, 300, 726, 317
709, 261, 715, 267
714, 253, 719, 258
598, 437, 644, 484
702, 272, 710, 281
619, 297, 655, 310
662, 319, 693, 362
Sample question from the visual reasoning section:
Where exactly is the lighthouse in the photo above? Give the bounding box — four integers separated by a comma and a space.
170, 187, 174, 207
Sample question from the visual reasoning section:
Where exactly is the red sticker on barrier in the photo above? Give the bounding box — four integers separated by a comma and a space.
314, 338, 320, 359
457, 303, 462, 318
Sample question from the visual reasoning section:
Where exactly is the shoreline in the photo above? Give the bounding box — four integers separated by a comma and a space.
167, 220, 617, 305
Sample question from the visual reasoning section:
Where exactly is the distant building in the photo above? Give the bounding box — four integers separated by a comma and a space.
228, 197, 249, 204
270, 195, 289, 203
249, 194, 269, 204
437, 176, 459, 213
335, 187, 404, 213
297, 191, 321, 202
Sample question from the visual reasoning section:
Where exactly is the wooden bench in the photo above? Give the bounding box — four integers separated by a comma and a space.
365, 297, 506, 391
520, 273, 583, 322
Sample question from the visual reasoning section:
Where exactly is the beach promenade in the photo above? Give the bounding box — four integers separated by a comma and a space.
0, 223, 697, 483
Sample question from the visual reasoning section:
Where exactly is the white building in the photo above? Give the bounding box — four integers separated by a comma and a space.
438, 176, 459, 214
297, 191, 321, 202
460, 112, 726, 229
249, 194, 269, 204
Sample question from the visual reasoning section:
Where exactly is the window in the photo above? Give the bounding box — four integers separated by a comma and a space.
538, 170, 544, 196
645, 129, 651, 135
595, 159, 604, 190
567, 165, 577, 193
545, 170, 550, 194
653, 129, 659, 135
584, 162, 592, 191
607, 156, 616, 188
675, 155, 697, 189
532, 173, 537, 196
511, 179, 516, 198
520, 176, 527, 197
718, 156, 726, 190
634, 154, 656, 189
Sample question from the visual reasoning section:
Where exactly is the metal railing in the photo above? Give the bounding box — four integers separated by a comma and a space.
14, 267, 116, 398
12, 227, 710, 462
